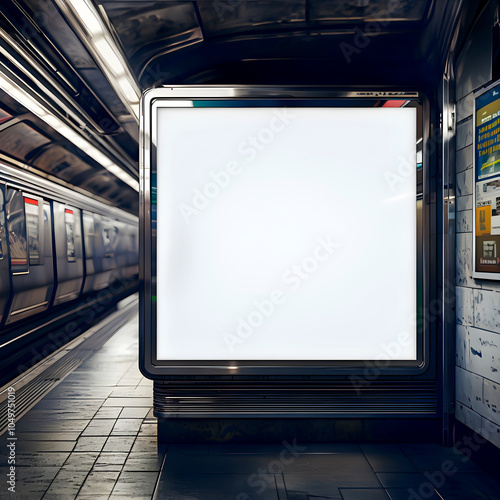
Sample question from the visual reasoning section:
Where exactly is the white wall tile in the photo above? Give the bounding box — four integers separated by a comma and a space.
456, 232, 474, 287
456, 286, 474, 326
456, 92, 474, 122
456, 367, 483, 412
473, 289, 500, 334
481, 417, 500, 448
456, 168, 473, 197
456, 146, 472, 173
467, 326, 500, 384
456, 194, 472, 212
456, 402, 482, 434
456, 210, 472, 233
456, 324, 468, 368
456, 117, 473, 150
482, 379, 500, 426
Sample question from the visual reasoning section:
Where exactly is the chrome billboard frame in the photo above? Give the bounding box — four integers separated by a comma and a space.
139, 86, 428, 378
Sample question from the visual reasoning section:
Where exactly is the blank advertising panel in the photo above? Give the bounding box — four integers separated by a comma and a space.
154, 103, 417, 362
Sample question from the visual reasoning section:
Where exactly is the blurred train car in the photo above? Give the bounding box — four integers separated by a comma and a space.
0, 161, 138, 384
0, 161, 138, 326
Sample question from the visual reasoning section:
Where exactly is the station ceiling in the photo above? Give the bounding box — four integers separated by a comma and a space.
0, 0, 488, 213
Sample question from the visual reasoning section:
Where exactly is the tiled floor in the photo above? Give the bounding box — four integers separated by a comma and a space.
1, 312, 499, 499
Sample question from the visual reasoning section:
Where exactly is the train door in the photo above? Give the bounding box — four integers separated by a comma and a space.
124, 222, 139, 279
102, 217, 119, 285
52, 202, 84, 305
82, 210, 96, 293
92, 214, 116, 290
113, 220, 126, 280
0, 186, 10, 324
4, 189, 54, 324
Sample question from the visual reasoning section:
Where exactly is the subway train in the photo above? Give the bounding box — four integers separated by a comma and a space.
0, 161, 138, 384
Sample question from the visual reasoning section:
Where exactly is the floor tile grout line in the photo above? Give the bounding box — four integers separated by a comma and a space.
69, 466, 94, 500
39, 452, 95, 500
149, 448, 168, 500
0, 303, 138, 436
279, 471, 289, 500
10, 318, 155, 499
358, 444, 386, 488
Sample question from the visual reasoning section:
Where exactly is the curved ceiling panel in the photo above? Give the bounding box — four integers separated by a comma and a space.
32, 145, 94, 182
96, 0, 465, 89
102, 1, 202, 76
309, 0, 431, 22
196, 1, 305, 35
0, 0, 489, 219
0, 90, 138, 214
0, 121, 51, 160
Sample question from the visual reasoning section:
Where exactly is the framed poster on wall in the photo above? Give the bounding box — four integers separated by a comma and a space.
473, 80, 500, 279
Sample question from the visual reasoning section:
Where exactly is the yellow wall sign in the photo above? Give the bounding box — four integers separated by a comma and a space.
475, 206, 491, 235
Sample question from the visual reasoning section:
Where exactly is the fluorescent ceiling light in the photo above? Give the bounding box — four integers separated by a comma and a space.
95, 37, 125, 76
57, 0, 140, 120
68, 0, 102, 34
0, 72, 139, 191
117, 76, 139, 103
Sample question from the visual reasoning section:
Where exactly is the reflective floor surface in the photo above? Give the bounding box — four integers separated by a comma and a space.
1, 313, 499, 499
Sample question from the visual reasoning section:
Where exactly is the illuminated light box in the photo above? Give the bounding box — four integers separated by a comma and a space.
473, 79, 500, 279
140, 88, 423, 374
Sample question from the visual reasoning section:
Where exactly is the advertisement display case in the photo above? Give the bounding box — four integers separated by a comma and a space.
140, 87, 426, 377
473, 80, 500, 279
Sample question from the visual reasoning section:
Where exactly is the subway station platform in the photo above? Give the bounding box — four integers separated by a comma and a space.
1, 302, 500, 500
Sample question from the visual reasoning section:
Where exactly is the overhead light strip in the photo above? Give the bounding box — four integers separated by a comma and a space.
0, 27, 137, 170
0, 71, 139, 191
54, 0, 140, 121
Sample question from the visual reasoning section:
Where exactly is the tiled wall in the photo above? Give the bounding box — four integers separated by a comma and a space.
455, 92, 500, 450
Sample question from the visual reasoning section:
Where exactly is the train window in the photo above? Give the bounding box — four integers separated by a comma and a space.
82, 212, 95, 259
24, 197, 41, 266
6, 189, 28, 273
65, 208, 76, 262
102, 222, 118, 258
0, 189, 5, 259
43, 203, 50, 224
43, 202, 50, 255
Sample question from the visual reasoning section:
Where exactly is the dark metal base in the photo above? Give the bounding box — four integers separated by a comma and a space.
454, 419, 500, 479
158, 417, 443, 444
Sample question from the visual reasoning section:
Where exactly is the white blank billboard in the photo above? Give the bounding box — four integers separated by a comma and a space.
156, 105, 417, 361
